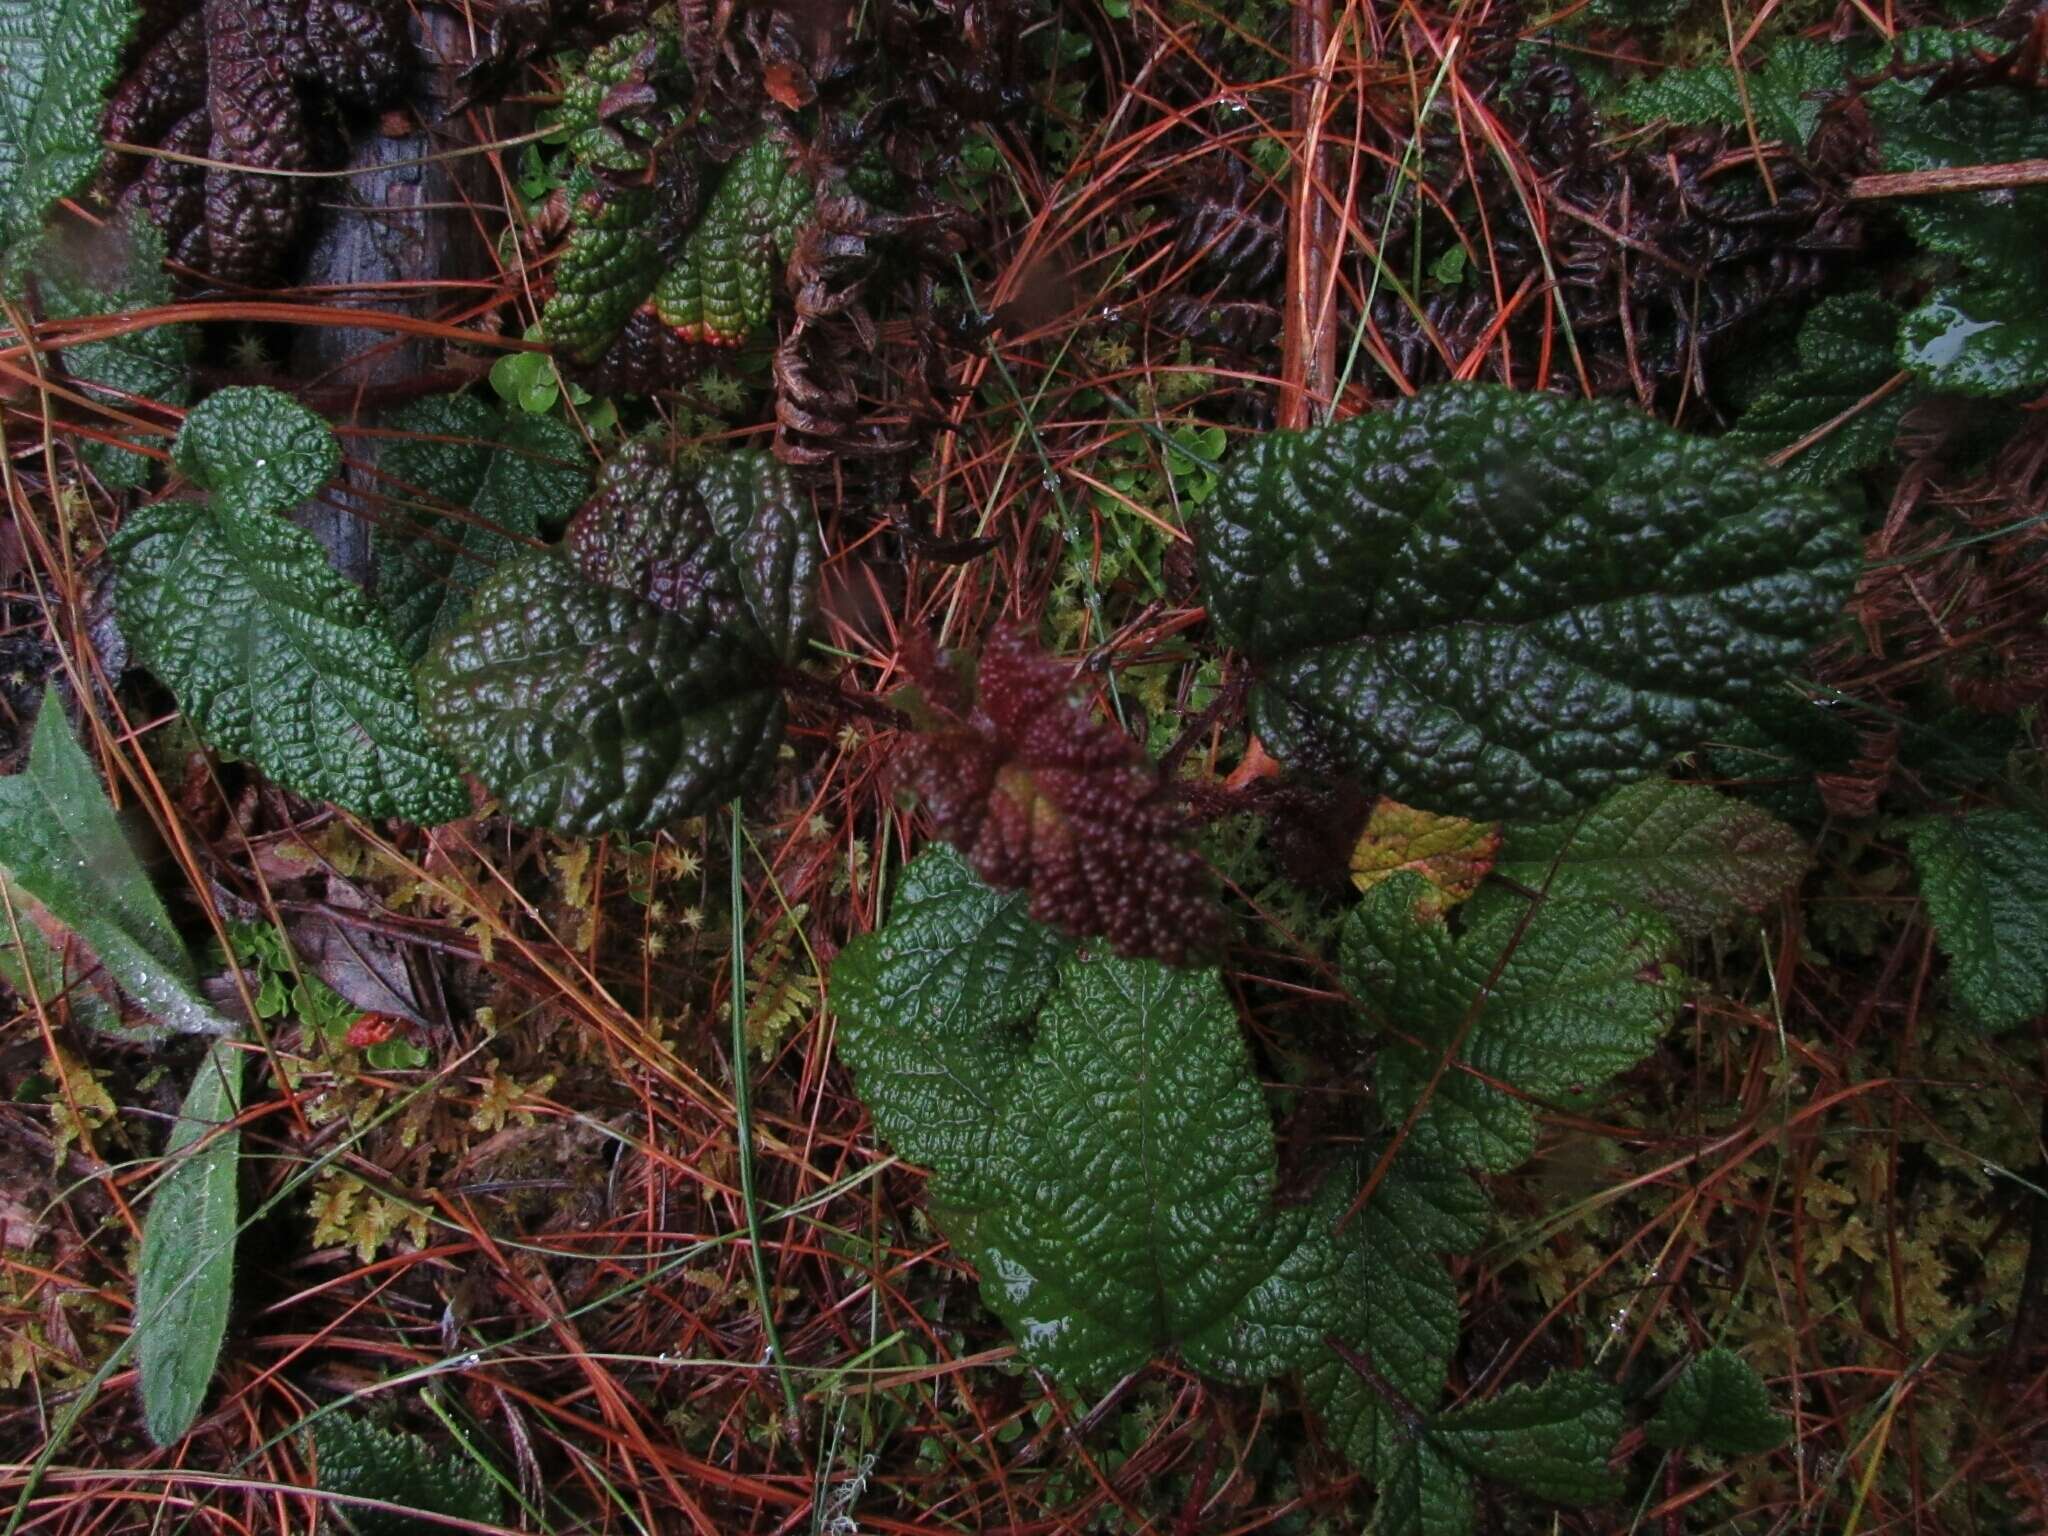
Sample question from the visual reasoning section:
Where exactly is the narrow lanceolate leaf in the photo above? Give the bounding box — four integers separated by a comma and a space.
1196, 384, 1859, 821
419, 443, 818, 834
138, 1037, 244, 1446
373, 394, 589, 661
1904, 811, 2048, 1033
0, 688, 225, 1036
1647, 1347, 1790, 1454
1492, 779, 1808, 939
32, 213, 192, 488
0, 0, 139, 259
111, 388, 469, 823
1344, 872, 1682, 1172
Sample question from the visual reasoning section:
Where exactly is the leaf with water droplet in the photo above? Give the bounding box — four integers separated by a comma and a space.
137, 1038, 243, 1445
0, 688, 228, 1037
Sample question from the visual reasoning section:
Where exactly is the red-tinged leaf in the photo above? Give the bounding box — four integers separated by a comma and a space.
896, 625, 1222, 964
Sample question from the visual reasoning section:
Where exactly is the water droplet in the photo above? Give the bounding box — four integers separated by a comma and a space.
1039, 472, 1059, 492
1099, 305, 1122, 324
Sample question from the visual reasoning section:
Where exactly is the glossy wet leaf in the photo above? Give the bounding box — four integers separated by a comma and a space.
0, 0, 138, 259
1866, 57, 2048, 396
1904, 810, 2048, 1033
830, 844, 1069, 1185
838, 850, 1627, 1534
1899, 284, 2048, 398
653, 130, 812, 345
312, 1412, 503, 1535
373, 394, 589, 661
137, 1037, 243, 1445
1197, 384, 1859, 821
1647, 1347, 1789, 1454
111, 389, 469, 824
1343, 872, 1682, 1171
0, 688, 225, 1036
1491, 779, 1808, 938
418, 444, 818, 834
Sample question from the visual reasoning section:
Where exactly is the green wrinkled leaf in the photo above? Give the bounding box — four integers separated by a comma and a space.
31, 213, 192, 488
312, 1412, 504, 1536
171, 384, 340, 518
1864, 53, 2048, 396
0, 0, 138, 260
137, 1038, 243, 1446
111, 389, 469, 824
541, 168, 660, 361
1344, 872, 1682, 1171
0, 688, 225, 1037
373, 394, 589, 661
1197, 384, 1859, 821
830, 844, 1069, 1185
1491, 778, 1809, 939
1299, 1151, 1485, 1486
1904, 810, 2048, 1033
836, 849, 1311, 1387
1614, 38, 1847, 149
1647, 1347, 1790, 1454
419, 444, 816, 834
652, 130, 813, 345
1898, 284, 2048, 398
1427, 1372, 1624, 1503
1722, 295, 1916, 483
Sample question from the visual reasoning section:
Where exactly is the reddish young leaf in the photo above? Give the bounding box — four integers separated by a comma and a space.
896, 625, 1222, 964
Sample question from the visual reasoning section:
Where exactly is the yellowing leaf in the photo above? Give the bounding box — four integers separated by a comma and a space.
1349, 799, 1500, 916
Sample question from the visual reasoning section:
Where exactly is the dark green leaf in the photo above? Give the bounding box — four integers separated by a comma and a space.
373, 394, 589, 661
0, 0, 138, 259
1196, 384, 1860, 821
312, 1412, 504, 1536
1614, 38, 1846, 148
1647, 1347, 1790, 1454
112, 389, 469, 823
1428, 1372, 1624, 1503
652, 130, 813, 346
0, 688, 225, 1036
1343, 872, 1682, 1171
418, 444, 817, 834
1904, 810, 2048, 1032
1721, 295, 1915, 483
171, 384, 340, 517
137, 1038, 243, 1445
830, 844, 1069, 1184
1492, 778, 1808, 938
